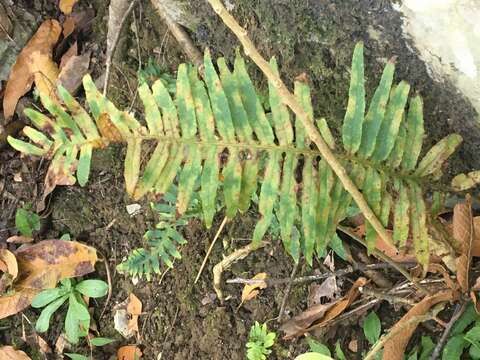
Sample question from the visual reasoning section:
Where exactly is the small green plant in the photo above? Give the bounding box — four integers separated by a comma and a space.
300, 338, 345, 360
32, 278, 108, 344
363, 311, 381, 345
441, 304, 480, 359
246, 322, 276, 360
15, 206, 40, 237
117, 185, 201, 279
405, 336, 434, 360
64, 338, 115, 360
362, 311, 382, 359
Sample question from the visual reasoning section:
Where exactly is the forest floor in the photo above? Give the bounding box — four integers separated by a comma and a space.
1, 1, 479, 359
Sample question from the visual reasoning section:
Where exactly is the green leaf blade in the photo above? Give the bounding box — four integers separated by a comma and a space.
358, 60, 395, 158
342, 42, 365, 154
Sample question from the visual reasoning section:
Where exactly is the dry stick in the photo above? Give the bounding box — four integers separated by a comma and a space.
150, 0, 203, 68
227, 262, 417, 286
206, 0, 391, 252
429, 301, 467, 360
98, 252, 113, 320
194, 216, 228, 284
278, 260, 300, 322
103, 0, 140, 95
338, 225, 431, 295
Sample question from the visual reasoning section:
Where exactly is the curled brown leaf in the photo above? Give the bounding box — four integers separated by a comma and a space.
453, 196, 473, 293
382, 290, 455, 360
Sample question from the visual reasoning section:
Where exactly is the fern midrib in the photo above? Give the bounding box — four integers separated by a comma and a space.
71, 132, 430, 186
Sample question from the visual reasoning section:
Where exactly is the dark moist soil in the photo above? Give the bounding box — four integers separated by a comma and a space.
1, 0, 479, 359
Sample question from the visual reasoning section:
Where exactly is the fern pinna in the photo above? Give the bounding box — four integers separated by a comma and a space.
8, 43, 467, 268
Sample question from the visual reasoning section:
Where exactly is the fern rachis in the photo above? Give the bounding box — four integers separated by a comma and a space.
9, 43, 471, 268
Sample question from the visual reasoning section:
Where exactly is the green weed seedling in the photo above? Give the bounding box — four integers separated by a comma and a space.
15, 205, 40, 237
246, 322, 276, 360
32, 278, 108, 344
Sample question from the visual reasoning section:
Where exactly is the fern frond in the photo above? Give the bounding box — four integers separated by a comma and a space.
117, 225, 187, 280
9, 43, 467, 268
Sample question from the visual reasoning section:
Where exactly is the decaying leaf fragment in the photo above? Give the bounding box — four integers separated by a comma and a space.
3, 20, 61, 121
241, 272, 268, 304
382, 290, 455, 360
451, 171, 480, 191
281, 277, 367, 338
127, 293, 142, 334
453, 196, 474, 293
0, 240, 98, 319
117, 345, 142, 360
59, 0, 79, 15
0, 346, 31, 360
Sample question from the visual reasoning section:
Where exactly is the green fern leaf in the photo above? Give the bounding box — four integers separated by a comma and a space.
9, 42, 470, 268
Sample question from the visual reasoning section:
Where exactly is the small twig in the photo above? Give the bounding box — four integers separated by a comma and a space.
98, 252, 112, 320
0, 21, 16, 44
213, 242, 265, 300
206, 0, 393, 256
227, 262, 417, 286
364, 307, 442, 360
429, 301, 467, 360
359, 286, 416, 306
194, 216, 228, 284
150, 0, 203, 68
161, 306, 180, 349
278, 259, 301, 322
338, 225, 431, 295
103, 0, 140, 95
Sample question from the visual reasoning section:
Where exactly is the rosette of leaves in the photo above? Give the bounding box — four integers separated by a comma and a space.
8, 43, 469, 268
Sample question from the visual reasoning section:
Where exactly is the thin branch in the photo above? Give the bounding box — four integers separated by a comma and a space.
278, 259, 301, 322
151, 0, 203, 68
206, 0, 392, 252
429, 302, 467, 360
227, 262, 417, 286
195, 216, 228, 284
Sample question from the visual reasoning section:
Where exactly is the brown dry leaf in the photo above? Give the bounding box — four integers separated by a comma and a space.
310, 277, 367, 327
54, 334, 67, 354
127, 293, 142, 333
453, 196, 473, 293
6, 236, 34, 244
280, 301, 339, 339
59, 0, 78, 15
382, 290, 455, 360
0, 346, 31, 360
3, 20, 61, 121
0, 240, 97, 319
348, 339, 358, 353
59, 42, 78, 70
0, 260, 7, 273
37, 158, 76, 212
63, 17, 76, 38
468, 217, 480, 257
117, 345, 142, 360
308, 276, 337, 307
0, 249, 18, 279
57, 52, 90, 93
241, 272, 268, 304
36, 335, 52, 354
281, 277, 367, 338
